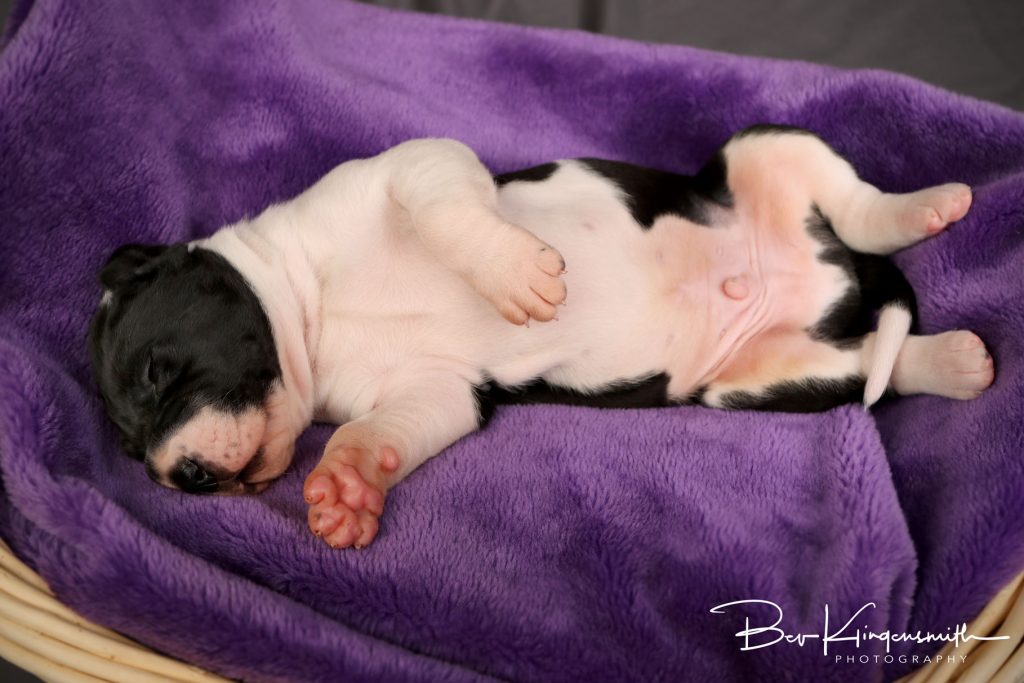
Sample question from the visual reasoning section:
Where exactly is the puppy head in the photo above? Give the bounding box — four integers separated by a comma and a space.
89, 243, 298, 494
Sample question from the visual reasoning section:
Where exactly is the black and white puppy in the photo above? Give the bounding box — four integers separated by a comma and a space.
90, 126, 993, 548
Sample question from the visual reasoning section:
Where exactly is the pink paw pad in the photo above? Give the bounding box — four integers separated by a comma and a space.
303, 445, 398, 549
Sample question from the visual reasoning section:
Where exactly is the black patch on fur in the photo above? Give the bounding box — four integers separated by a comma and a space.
494, 162, 559, 187
483, 373, 673, 409
682, 385, 709, 406
578, 153, 733, 229
853, 254, 916, 316
89, 245, 281, 467
806, 205, 917, 347
719, 376, 866, 413
806, 205, 855, 277
805, 205, 862, 347
98, 244, 172, 290
473, 383, 499, 429
692, 151, 733, 208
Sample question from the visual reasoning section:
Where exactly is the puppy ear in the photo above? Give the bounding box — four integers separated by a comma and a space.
98, 244, 169, 290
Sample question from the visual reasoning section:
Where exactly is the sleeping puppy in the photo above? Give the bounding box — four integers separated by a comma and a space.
89, 126, 993, 548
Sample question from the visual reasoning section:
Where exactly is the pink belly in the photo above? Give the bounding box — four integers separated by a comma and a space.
642, 214, 849, 396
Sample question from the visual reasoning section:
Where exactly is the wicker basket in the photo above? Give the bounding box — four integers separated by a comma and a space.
0, 541, 229, 683
1, 539, 1021, 682
897, 571, 1024, 683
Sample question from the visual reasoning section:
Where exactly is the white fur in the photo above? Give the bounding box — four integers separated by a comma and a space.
168, 137, 984, 498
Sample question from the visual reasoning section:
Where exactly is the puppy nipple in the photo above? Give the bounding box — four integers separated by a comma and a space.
722, 275, 750, 301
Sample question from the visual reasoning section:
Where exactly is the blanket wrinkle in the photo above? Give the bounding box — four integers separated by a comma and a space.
1, 1, 1023, 681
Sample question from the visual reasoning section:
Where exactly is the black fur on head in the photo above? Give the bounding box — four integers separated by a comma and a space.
88, 243, 281, 465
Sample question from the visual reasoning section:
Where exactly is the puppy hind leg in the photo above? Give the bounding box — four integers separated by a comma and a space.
829, 182, 973, 255
697, 328, 995, 413
723, 127, 971, 255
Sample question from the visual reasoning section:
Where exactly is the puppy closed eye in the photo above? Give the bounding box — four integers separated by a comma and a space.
143, 349, 182, 397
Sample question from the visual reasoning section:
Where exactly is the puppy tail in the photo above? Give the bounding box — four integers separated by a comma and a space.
863, 302, 913, 407
854, 252, 917, 408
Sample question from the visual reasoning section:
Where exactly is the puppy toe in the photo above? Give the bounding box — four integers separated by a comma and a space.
536, 245, 566, 276
308, 505, 344, 537
304, 474, 335, 506
530, 271, 567, 307
467, 227, 567, 325
324, 512, 362, 548
936, 331, 994, 399
497, 300, 530, 326
353, 511, 380, 549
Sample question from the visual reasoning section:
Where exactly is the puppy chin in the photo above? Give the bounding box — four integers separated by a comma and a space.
146, 384, 304, 492
221, 384, 303, 489
252, 385, 303, 483
235, 439, 295, 491
215, 480, 273, 495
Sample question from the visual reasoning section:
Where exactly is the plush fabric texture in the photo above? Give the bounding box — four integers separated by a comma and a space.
1, 1, 1022, 681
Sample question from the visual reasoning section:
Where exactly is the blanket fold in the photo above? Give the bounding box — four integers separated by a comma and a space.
1, 1, 1022, 681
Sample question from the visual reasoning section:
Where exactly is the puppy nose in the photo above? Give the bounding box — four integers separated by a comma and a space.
172, 456, 219, 493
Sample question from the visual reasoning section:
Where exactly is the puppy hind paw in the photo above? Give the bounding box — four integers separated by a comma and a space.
895, 183, 972, 239
895, 330, 994, 400
937, 330, 994, 399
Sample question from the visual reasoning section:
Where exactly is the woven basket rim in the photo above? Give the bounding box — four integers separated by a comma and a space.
0, 539, 230, 683
2, 538, 1021, 682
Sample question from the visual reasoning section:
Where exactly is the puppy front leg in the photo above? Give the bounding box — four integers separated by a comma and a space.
303, 369, 481, 548
384, 139, 567, 324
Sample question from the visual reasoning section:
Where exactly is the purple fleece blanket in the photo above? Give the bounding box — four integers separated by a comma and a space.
1, 1, 1022, 681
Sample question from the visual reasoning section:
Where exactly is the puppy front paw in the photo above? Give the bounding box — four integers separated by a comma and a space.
303, 435, 399, 549
468, 227, 567, 325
